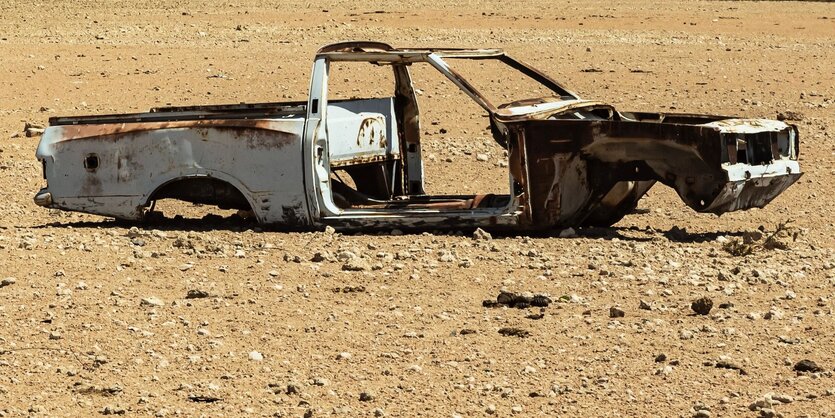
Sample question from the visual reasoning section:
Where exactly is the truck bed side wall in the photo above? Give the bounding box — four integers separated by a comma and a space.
37, 119, 309, 225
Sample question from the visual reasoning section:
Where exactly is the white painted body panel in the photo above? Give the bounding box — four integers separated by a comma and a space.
36, 118, 310, 224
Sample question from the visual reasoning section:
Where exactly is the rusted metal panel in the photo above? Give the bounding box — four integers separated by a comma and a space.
513, 114, 800, 228
326, 98, 400, 168
36, 117, 309, 225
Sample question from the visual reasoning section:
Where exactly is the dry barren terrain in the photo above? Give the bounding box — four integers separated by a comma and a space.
1, 1, 835, 417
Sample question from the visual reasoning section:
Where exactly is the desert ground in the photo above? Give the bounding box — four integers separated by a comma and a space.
1, 0, 835, 416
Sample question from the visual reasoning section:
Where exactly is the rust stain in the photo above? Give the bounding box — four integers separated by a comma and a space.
55, 119, 298, 143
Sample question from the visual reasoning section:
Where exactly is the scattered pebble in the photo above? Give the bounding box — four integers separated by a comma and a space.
140, 297, 164, 307
485, 291, 551, 309
472, 228, 492, 241
609, 307, 625, 318
691, 296, 714, 315
498, 327, 530, 338
185, 289, 209, 299
794, 359, 822, 373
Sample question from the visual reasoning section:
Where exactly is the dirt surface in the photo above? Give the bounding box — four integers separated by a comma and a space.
2, 1, 835, 417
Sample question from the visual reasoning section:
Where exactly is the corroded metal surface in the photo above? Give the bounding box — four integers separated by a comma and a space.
34, 41, 802, 232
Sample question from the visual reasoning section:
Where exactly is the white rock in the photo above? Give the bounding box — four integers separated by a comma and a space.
473, 228, 492, 241
140, 297, 164, 307
248, 351, 264, 361
749, 398, 770, 411
559, 227, 577, 238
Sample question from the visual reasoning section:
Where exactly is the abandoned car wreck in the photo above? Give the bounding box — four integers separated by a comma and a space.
34, 41, 801, 231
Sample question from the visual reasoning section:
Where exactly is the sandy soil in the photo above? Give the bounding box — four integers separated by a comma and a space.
1, 1, 834, 416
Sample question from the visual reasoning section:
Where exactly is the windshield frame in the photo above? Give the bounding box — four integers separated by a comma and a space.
317, 48, 580, 114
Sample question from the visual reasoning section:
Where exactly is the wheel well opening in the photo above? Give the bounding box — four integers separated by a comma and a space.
147, 177, 254, 220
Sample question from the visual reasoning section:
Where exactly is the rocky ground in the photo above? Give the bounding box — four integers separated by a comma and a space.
1, 1, 835, 417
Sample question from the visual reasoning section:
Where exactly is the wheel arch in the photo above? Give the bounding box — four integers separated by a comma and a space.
140, 171, 263, 223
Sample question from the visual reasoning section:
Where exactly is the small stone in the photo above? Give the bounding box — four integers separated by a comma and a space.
476, 153, 489, 162
248, 351, 264, 362
185, 289, 209, 299
140, 297, 164, 307
336, 352, 352, 360
511, 405, 523, 414
48, 331, 62, 340
485, 404, 497, 414
0, 277, 16, 287
472, 228, 492, 241
101, 405, 126, 415
771, 394, 793, 404
655, 353, 667, 363
749, 398, 770, 411
776, 110, 804, 121
498, 327, 530, 338
373, 408, 385, 417
530, 295, 551, 307
759, 408, 776, 418
764, 308, 784, 320
693, 410, 711, 418
680, 330, 694, 340
609, 307, 625, 318
496, 291, 516, 305
359, 392, 374, 402
794, 359, 822, 373
313, 377, 329, 386
558, 227, 576, 238
691, 296, 713, 315
342, 258, 369, 272
639, 300, 652, 310
715, 360, 747, 375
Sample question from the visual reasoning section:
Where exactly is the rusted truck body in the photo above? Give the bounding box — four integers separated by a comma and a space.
34, 41, 801, 231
